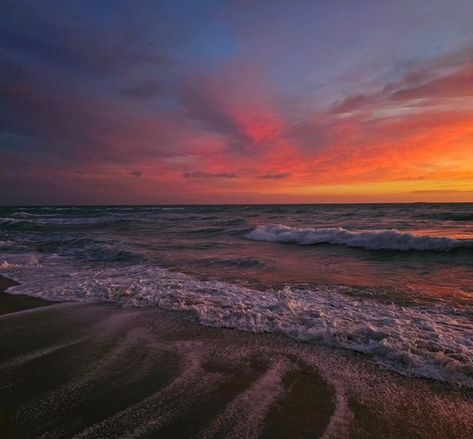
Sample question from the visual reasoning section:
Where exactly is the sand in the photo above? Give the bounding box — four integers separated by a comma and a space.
0, 276, 50, 316
0, 277, 472, 438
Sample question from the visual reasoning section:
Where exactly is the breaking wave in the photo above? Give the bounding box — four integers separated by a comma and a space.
246, 224, 473, 251
1, 252, 472, 388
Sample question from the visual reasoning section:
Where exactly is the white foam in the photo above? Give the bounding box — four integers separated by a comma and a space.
246, 224, 473, 251
200, 358, 289, 438
0, 252, 40, 267
1, 252, 472, 387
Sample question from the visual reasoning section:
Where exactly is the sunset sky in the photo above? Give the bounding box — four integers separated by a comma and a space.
1, 0, 473, 204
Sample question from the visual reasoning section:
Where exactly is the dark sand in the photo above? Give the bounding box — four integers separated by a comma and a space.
0, 277, 50, 316
0, 277, 472, 438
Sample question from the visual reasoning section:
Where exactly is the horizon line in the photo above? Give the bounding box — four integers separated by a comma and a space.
2, 201, 472, 208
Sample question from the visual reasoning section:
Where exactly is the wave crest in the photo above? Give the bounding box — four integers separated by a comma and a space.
246, 224, 473, 251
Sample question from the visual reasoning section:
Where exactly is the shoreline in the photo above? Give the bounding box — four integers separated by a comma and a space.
0, 276, 472, 437
0, 275, 52, 316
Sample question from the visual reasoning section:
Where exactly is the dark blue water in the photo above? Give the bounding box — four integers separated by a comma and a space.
1, 204, 472, 386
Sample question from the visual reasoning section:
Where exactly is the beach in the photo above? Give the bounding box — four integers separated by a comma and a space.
3, 0, 473, 436
0, 277, 50, 315
1, 204, 472, 437
1, 276, 472, 438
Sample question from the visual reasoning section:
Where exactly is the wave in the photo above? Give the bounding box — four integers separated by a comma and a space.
0, 233, 143, 263
246, 224, 473, 251
203, 257, 266, 269
1, 253, 472, 387
61, 243, 144, 263
0, 252, 40, 268
0, 215, 127, 228
429, 212, 473, 222
39, 207, 89, 211
184, 218, 250, 237
10, 211, 37, 219
186, 227, 228, 236
0, 240, 31, 252
0, 218, 30, 226
220, 218, 247, 226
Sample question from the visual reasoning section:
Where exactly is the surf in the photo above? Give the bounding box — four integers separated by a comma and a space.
246, 224, 473, 251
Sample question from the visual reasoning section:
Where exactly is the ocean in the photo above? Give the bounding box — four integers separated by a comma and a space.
1, 203, 472, 388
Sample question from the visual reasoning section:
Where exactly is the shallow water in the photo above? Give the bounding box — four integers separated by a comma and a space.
0, 204, 472, 387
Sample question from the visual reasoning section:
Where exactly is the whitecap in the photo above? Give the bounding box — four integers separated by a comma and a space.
246, 224, 473, 251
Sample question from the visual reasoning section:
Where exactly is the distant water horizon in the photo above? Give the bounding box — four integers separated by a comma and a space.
1, 203, 472, 387
3, 201, 472, 207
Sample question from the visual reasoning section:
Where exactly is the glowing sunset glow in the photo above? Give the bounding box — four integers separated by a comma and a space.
1, 1, 473, 204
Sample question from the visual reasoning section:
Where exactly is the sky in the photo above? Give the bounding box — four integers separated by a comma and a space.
1, 0, 473, 205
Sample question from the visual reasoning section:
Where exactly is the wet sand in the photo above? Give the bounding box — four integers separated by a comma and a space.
0, 276, 51, 316
0, 277, 472, 438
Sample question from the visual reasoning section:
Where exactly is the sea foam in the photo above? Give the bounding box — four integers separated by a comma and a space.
1, 252, 472, 387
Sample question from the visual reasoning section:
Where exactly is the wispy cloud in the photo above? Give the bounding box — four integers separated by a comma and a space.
256, 172, 291, 180
183, 171, 237, 179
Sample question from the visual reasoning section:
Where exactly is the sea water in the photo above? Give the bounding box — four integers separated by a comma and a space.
1, 204, 472, 387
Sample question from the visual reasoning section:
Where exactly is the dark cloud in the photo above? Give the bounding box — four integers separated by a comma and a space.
410, 189, 470, 194
256, 172, 291, 179
183, 171, 237, 179
177, 78, 253, 154
0, 0, 188, 170
130, 170, 143, 177
0, 0, 172, 78
117, 81, 164, 100
0, 68, 188, 166
330, 94, 378, 114
391, 66, 473, 100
